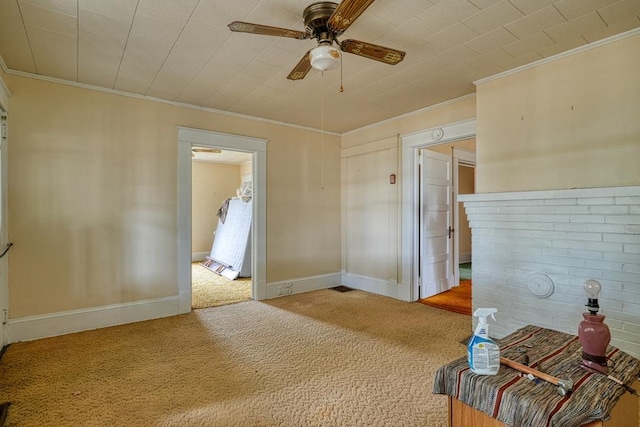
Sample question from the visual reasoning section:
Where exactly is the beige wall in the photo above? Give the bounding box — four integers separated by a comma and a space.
191, 162, 240, 254
341, 97, 476, 292
458, 165, 474, 257
6, 74, 341, 318
476, 34, 640, 193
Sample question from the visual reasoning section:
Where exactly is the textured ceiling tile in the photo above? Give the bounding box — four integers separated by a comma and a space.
370, 0, 435, 26
597, 0, 640, 25
167, 39, 217, 68
339, 10, 395, 42
0, 0, 37, 72
505, 6, 567, 39
79, 0, 137, 21
426, 22, 479, 51
545, 12, 608, 42
78, 9, 131, 42
536, 36, 586, 57
466, 48, 514, 69
78, 32, 124, 86
382, 17, 439, 47
417, 0, 481, 30
499, 51, 544, 69
136, 0, 198, 24
501, 31, 556, 57
465, 27, 519, 54
129, 13, 183, 47
468, 0, 502, 8
506, 0, 558, 15
180, 19, 229, 46
255, 46, 301, 68
20, 0, 77, 17
462, 0, 524, 34
430, 45, 479, 69
554, 0, 620, 21
581, 16, 640, 42
20, 1, 77, 36
27, 26, 77, 80
192, 0, 261, 27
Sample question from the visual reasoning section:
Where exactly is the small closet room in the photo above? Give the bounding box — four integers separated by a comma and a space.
191, 148, 253, 309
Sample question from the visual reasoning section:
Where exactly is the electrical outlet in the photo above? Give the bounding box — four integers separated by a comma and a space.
285, 282, 293, 295
278, 285, 285, 295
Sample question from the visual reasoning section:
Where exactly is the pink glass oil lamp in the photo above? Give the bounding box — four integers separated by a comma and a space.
578, 279, 611, 374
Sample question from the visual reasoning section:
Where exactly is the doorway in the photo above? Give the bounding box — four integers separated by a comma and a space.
400, 119, 476, 303
177, 127, 267, 314
191, 148, 253, 309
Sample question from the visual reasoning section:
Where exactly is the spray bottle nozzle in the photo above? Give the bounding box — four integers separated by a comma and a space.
473, 308, 497, 322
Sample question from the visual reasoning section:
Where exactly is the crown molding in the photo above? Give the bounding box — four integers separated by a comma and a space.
2, 67, 341, 136
474, 27, 640, 86
342, 93, 476, 137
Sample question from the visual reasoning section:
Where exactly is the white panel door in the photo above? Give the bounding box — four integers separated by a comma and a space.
419, 149, 453, 299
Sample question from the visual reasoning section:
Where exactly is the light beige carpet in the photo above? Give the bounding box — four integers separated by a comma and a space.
191, 262, 251, 309
0, 289, 471, 427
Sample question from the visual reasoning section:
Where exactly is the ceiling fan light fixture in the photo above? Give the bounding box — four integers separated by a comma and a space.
310, 43, 340, 71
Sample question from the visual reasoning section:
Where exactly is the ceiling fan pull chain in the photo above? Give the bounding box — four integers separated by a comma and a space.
340, 51, 344, 92
321, 71, 325, 190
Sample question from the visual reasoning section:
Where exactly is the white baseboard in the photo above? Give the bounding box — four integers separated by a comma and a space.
341, 272, 398, 299
192, 252, 209, 262
7, 296, 180, 343
459, 252, 471, 263
266, 273, 342, 299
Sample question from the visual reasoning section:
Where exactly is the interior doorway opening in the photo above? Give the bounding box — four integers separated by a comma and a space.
177, 127, 267, 314
190, 148, 253, 309
400, 119, 476, 303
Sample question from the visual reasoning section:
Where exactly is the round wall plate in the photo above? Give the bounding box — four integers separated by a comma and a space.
527, 272, 555, 298
432, 128, 444, 140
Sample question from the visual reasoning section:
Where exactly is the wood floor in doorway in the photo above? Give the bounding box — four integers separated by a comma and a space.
418, 280, 471, 316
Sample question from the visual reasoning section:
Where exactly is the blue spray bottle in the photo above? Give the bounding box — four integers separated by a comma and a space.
468, 308, 500, 375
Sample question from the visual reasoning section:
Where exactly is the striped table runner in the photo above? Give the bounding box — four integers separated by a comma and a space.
433, 325, 640, 427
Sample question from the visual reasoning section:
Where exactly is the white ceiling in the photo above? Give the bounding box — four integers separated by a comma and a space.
0, 0, 638, 133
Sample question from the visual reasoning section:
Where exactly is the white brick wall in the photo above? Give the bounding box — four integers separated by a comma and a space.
459, 186, 640, 359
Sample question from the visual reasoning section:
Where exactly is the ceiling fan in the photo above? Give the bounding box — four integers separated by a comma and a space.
192, 147, 222, 158
228, 0, 406, 80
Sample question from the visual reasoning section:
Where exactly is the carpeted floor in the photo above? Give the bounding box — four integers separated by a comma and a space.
418, 280, 472, 316
0, 289, 471, 427
192, 262, 251, 309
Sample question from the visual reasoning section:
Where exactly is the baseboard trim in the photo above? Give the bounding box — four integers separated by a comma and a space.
191, 252, 209, 262
460, 252, 472, 263
341, 272, 398, 299
266, 273, 342, 299
7, 296, 180, 343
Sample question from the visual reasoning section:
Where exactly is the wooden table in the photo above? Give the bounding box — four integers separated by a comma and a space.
448, 382, 638, 427
434, 326, 640, 427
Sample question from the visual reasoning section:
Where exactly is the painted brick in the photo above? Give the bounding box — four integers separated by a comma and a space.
577, 197, 614, 205
591, 205, 629, 215
607, 215, 640, 224
624, 244, 640, 254
616, 196, 640, 205
463, 186, 640, 359
587, 223, 627, 233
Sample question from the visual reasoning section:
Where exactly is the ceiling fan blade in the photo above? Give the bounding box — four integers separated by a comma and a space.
327, 0, 376, 35
287, 50, 313, 80
228, 21, 308, 40
339, 39, 406, 65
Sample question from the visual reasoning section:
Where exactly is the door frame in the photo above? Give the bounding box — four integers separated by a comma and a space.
177, 127, 267, 314
400, 119, 476, 302
0, 76, 10, 346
